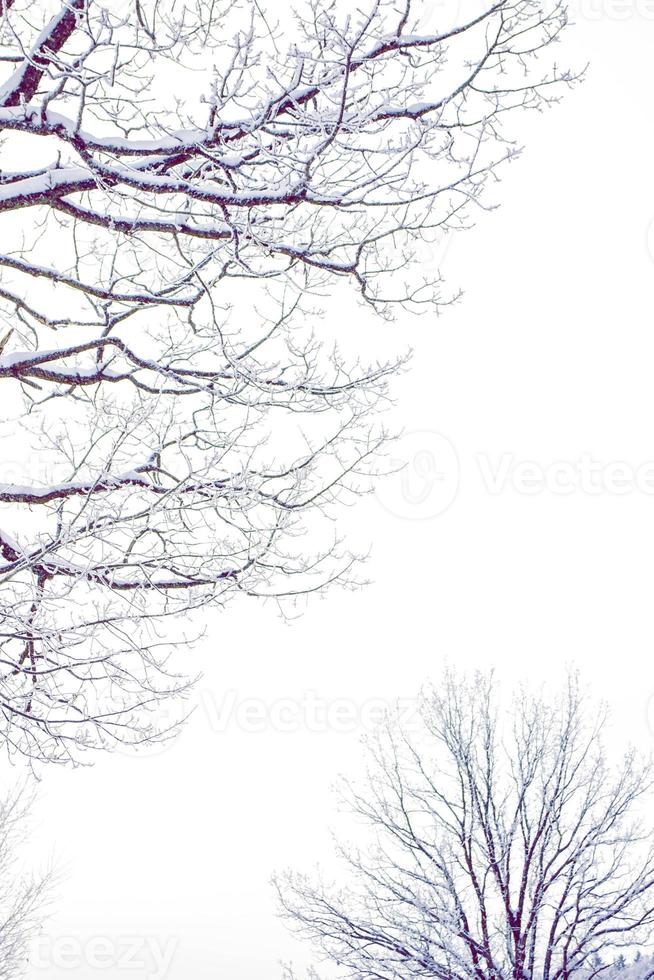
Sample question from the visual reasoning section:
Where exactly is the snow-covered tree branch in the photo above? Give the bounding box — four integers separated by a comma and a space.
0, 0, 573, 762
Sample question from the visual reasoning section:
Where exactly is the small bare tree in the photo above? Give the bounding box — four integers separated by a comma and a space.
0, 0, 573, 761
278, 674, 654, 980
0, 783, 50, 979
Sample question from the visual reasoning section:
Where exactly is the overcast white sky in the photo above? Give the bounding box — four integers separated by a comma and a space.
17, 2, 654, 977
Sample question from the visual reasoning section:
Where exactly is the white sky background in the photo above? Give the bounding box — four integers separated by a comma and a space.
13, 1, 654, 977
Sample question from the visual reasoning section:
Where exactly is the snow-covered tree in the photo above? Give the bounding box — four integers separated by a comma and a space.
0, 783, 49, 979
0, 0, 572, 761
586, 953, 654, 980
278, 674, 654, 980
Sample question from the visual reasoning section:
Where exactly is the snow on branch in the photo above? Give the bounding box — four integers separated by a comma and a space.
0, 0, 574, 762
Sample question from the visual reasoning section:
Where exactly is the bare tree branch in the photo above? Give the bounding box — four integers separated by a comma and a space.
0, 0, 575, 762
